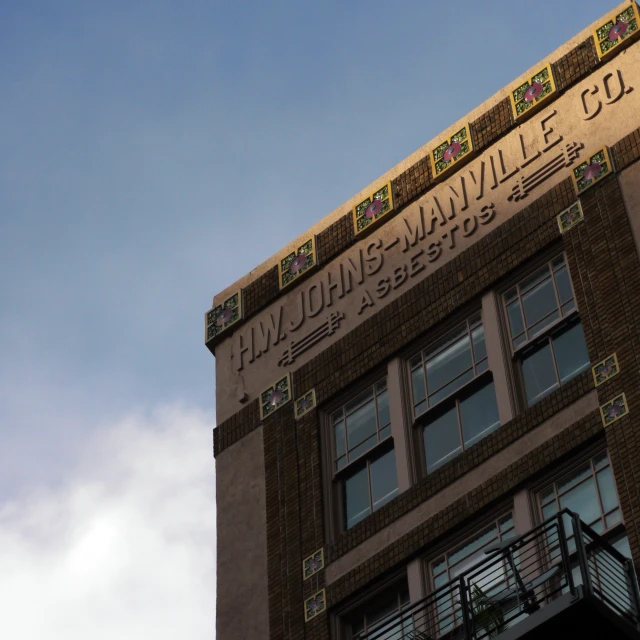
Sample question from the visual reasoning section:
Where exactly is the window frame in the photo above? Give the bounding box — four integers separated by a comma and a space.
499, 249, 590, 410
332, 572, 410, 640
531, 446, 625, 542
321, 367, 399, 537
407, 310, 500, 476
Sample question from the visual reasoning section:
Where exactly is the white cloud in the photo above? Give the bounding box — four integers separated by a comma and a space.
0, 405, 216, 640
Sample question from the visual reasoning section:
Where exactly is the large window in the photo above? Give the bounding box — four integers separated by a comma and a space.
410, 314, 500, 474
344, 582, 412, 640
503, 255, 590, 406
537, 450, 628, 555
331, 379, 398, 530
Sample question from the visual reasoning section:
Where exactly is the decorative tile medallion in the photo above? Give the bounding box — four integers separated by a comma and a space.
600, 393, 629, 428
304, 589, 326, 622
592, 353, 620, 387
259, 373, 292, 420
278, 237, 317, 290
430, 124, 474, 180
571, 147, 613, 195
509, 63, 556, 120
204, 290, 242, 344
295, 389, 317, 420
593, 3, 639, 60
353, 182, 394, 236
302, 548, 324, 580
557, 201, 584, 234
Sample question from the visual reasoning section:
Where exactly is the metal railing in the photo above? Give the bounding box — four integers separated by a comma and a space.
355, 510, 640, 640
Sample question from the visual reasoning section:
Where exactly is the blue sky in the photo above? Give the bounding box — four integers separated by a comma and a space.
0, 1, 617, 637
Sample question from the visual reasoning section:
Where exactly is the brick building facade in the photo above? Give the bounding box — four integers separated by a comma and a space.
208, 4, 640, 638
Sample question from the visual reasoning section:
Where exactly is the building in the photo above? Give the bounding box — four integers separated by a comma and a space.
206, 3, 640, 638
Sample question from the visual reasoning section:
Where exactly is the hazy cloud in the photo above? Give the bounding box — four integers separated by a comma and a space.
0, 405, 215, 640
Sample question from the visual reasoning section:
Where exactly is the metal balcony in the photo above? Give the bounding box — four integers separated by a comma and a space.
356, 509, 640, 640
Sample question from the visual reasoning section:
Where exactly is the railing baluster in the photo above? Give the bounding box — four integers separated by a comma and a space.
557, 512, 574, 596
459, 575, 472, 640
571, 512, 594, 597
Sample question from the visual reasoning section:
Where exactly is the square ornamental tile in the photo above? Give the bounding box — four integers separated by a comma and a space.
572, 147, 613, 195
302, 548, 324, 580
592, 353, 620, 387
430, 124, 474, 181
304, 589, 326, 622
295, 389, 316, 420
259, 373, 292, 421
205, 290, 242, 345
600, 393, 628, 428
557, 201, 584, 234
353, 182, 394, 237
509, 63, 556, 120
593, 3, 639, 60
278, 237, 317, 290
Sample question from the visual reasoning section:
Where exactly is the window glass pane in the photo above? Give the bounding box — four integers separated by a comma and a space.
345, 387, 374, 415
471, 324, 487, 362
528, 310, 560, 340
331, 409, 343, 424
613, 535, 632, 559
336, 456, 346, 471
429, 369, 475, 406
370, 449, 399, 512
376, 390, 390, 428
411, 366, 426, 411
561, 300, 576, 315
521, 276, 558, 330
594, 451, 609, 470
459, 380, 500, 448
507, 299, 525, 341
606, 509, 622, 529
346, 400, 377, 450
559, 477, 601, 526
499, 514, 514, 534
426, 332, 472, 395
449, 523, 499, 572
554, 265, 574, 305
540, 486, 555, 505
344, 466, 371, 529
557, 462, 591, 494
375, 378, 387, 393
379, 425, 391, 441
552, 321, 590, 384
365, 590, 401, 628
433, 558, 446, 577
349, 434, 378, 461
334, 420, 346, 459
423, 406, 461, 473
597, 467, 620, 513
542, 501, 558, 520
520, 264, 551, 294
505, 287, 518, 303
522, 341, 559, 406
552, 255, 566, 270
415, 399, 427, 417
476, 359, 489, 374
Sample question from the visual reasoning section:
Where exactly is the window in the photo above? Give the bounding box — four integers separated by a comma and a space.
331, 379, 398, 530
410, 314, 500, 473
429, 513, 516, 635
537, 450, 626, 552
536, 451, 631, 604
344, 582, 412, 640
503, 254, 590, 406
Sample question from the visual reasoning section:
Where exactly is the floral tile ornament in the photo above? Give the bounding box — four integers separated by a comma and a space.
572, 147, 613, 195
593, 353, 620, 387
259, 373, 292, 420
278, 237, 317, 290
302, 548, 324, 580
430, 124, 474, 180
353, 182, 394, 236
295, 389, 317, 420
600, 393, 629, 428
509, 63, 556, 120
557, 201, 584, 234
204, 290, 242, 345
304, 589, 326, 622
593, 3, 639, 60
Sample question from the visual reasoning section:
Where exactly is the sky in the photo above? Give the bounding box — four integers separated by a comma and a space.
0, 1, 618, 637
